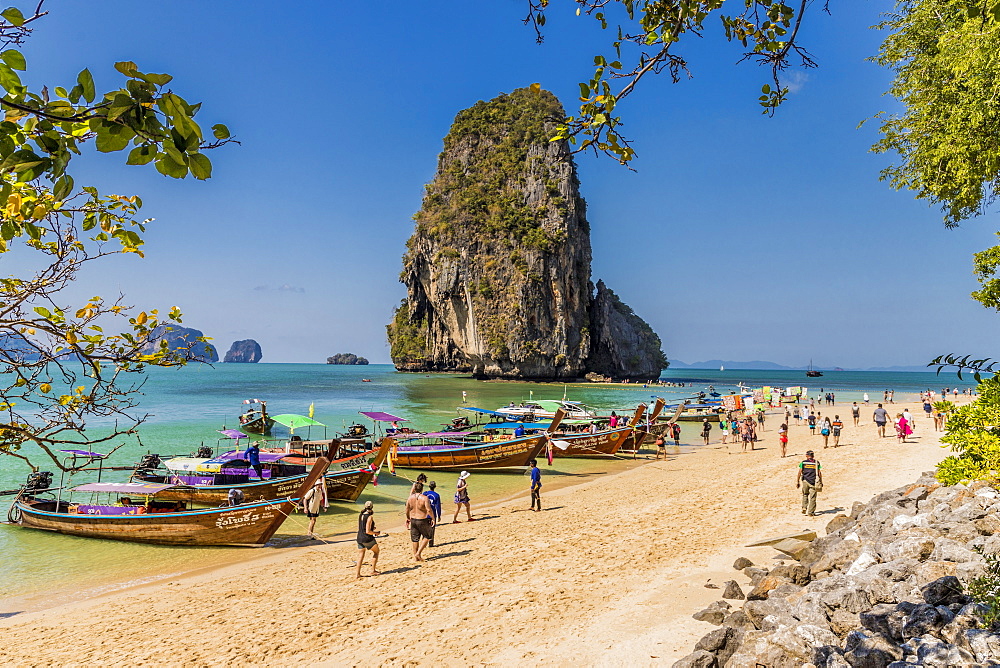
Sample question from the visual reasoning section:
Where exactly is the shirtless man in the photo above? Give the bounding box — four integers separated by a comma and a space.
405, 481, 435, 562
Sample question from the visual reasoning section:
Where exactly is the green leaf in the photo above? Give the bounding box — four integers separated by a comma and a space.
140, 72, 172, 86
211, 123, 230, 140
1, 7, 24, 26
188, 152, 212, 180
105, 93, 133, 122
52, 174, 73, 201
126, 145, 155, 165
0, 49, 24, 71
0, 62, 21, 92
114, 61, 139, 77
154, 153, 188, 179
94, 125, 134, 153
77, 68, 95, 103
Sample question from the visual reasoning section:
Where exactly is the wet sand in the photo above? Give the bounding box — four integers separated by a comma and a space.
0, 400, 952, 666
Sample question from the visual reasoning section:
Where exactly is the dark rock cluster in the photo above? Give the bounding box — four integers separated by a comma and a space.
674, 474, 1000, 667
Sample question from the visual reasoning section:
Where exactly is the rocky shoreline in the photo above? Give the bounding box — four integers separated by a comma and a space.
675, 473, 1000, 667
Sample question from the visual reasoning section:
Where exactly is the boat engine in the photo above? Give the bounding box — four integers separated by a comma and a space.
348, 424, 368, 437
136, 453, 161, 472
195, 446, 214, 459
23, 471, 53, 493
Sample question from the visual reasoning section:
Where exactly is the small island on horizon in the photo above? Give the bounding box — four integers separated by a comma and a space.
326, 353, 369, 365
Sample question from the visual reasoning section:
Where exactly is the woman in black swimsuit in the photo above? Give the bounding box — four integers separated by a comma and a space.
355, 501, 380, 580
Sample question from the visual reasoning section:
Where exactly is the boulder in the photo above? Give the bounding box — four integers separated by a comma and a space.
722, 580, 745, 600
742, 566, 769, 586
692, 600, 731, 626
921, 575, 966, 607
771, 563, 811, 586
747, 575, 791, 601
670, 650, 715, 668
826, 514, 854, 535
958, 628, 1000, 661
732, 556, 754, 570
843, 629, 903, 667
900, 603, 953, 640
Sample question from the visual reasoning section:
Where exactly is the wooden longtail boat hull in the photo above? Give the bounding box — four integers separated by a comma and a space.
393, 435, 548, 471
240, 415, 274, 435
552, 427, 632, 457
10, 459, 331, 546
135, 468, 374, 504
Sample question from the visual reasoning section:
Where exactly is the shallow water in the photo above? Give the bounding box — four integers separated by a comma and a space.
0, 364, 954, 612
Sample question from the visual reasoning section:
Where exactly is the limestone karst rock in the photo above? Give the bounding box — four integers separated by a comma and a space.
223, 339, 262, 363
386, 87, 666, 380
140, 324, 218, 363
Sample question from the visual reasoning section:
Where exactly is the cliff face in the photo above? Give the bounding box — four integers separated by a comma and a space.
587, 281, 667, 379
141, 325, 218, 363
387, 88, 665, 380
224, 339, 262, 363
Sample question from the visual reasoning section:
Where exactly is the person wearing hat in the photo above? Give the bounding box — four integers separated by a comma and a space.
796, 450, 823, 516
453, 470, 474, 523
355, 500, 380, 580
302, 478, 328, 537
701, 418, 712, 445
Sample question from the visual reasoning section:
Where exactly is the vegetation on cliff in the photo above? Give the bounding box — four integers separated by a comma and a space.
386, 300, 429, 367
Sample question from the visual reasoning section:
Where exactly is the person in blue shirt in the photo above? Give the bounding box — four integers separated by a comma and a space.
244, 442, 262, 479
529, 459, 542, 512
514, 424, 526, 438
423, 481, 442, 523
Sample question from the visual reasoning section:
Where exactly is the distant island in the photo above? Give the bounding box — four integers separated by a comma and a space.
669, 359, 933, 372
140, 325, 218, 363
327, 353, 369, 365
224, 339, 262, 363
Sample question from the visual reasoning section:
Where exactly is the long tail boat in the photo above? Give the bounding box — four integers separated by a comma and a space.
550, 403, 650, 457
389, 410, 565, 471
238, 399, 274, 435
618, 398, 667, 454
132, 438, 391, 504
7, 459, 331, 546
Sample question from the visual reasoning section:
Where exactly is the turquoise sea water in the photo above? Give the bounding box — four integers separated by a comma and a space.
0, 364, 965, 612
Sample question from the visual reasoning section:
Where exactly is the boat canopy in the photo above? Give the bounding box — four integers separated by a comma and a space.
420, 431, 475, 438
271, 414, 326, 428
483, 422, 551, 430
73, 481, 175, 494
460, 407, 513, 417
359, 411, 408, 422
218, 429, 248, 440
59, 449, 107, 459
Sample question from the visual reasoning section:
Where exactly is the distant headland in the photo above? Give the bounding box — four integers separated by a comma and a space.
327, 353, 369, 365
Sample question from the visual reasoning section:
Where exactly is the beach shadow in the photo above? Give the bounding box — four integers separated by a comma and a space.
541, 506, 565, 512
380, 565, 422, 575
428, 549, 473, 561
816, 507, 846, 516
467, 514, 500, 522
430, 536, 475, 548
0, 611, 22, 619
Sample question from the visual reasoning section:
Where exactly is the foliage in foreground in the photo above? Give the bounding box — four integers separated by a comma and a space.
967, 547, 1000, 630
0, 3, 230, 473
937, 376, 1000, 485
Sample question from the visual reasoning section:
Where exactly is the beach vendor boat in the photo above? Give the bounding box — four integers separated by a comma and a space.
6, 459, 331, 546
238, 399, 274, 435
377, 410, 565, 471
132, 435, 391, 504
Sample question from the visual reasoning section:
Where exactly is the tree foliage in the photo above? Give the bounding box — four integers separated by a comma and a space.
525, 1, 819, 164
0, 3, 231, 473
872, 1, 1000, 228
937, 376, 1000, 485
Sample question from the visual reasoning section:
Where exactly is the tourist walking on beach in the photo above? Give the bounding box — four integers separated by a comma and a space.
424, 481, 442, 523
756, 408, 765, 430
301, 478, 328, 538
796, 450, 822, 517
863, 393, 870, 405
873, 404, 890, 438
719, 417, 729, 445
701, 418, 712, 445
453, 471, 474, 523
903, 407, 916, 433
851, 402, 860, 427
923, 398, 933, 419
779, 423, 788, 458
671, 422, 682, 447
896, 413, 913, 443
807, 412, 817, 436
793, 406, 801, 424
406, 481, 435, 562
889, 389, 895, 404
528, 459, 542, 512
831, 416, 843, 447
820, 417, 832, 448
355, 501, 380, 580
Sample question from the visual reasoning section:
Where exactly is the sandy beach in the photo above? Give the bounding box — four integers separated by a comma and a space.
0, 399, 953, 666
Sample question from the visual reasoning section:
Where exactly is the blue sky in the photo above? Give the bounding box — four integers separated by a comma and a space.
15, 1, 1000, 368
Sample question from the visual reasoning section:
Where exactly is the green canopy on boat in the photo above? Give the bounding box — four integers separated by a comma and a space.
271, 414, 326, 428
